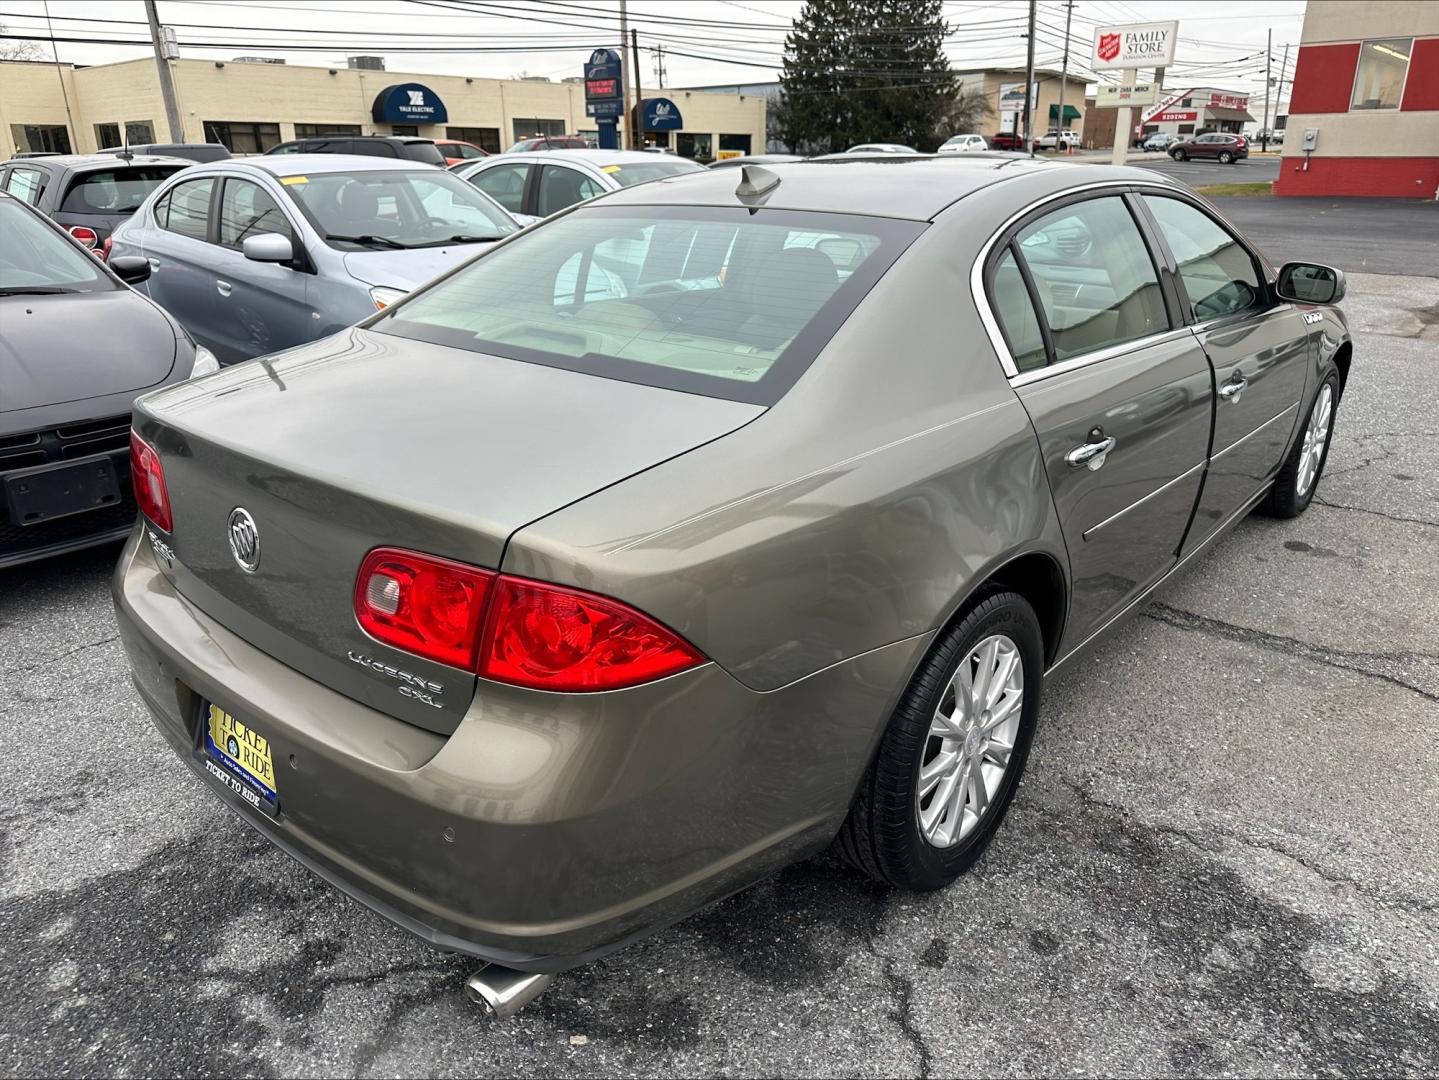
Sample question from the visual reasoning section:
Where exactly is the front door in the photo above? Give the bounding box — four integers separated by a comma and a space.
988, 194, 1214, 652
1139, 194, 1309, 551
208, 177, 314, 362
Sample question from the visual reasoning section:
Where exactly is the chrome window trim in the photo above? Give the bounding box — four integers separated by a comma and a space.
1009, 326, 1196, 388
1211, 402, 1299, 461
1081, 459, 1206, 541
971, 178, 1188, 383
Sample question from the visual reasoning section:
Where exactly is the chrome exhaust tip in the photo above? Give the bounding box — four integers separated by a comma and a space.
463, 964, 556, 1019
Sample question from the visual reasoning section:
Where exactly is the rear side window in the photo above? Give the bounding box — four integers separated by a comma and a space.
401, 142, 446, 166
374, 205, 922, 406
989, 248, 1047, 372
218, 178, 293, 249
157, 176, 215, 241
3, 167, 46, 205
1012, 196, 1169, 362
1142, 196, 1263, 321
469, 162, 530, 214
59, 167, 185, 214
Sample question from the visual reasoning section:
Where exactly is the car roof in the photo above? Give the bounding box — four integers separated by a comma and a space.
3, 153, 191, 171
492, 149, 679, 167
221, 154, 447, 177
596, 155, 1184, 221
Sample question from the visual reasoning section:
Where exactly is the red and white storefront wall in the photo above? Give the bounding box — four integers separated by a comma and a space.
1276, 35, 1439, 197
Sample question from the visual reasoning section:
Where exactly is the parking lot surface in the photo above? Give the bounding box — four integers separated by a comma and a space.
1, 267, 1436, 1076
1130, 151, 1282, 187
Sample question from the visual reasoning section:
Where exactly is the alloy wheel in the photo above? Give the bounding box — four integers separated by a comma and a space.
1297, 383, 1334, 497
917, 634, 1024, 848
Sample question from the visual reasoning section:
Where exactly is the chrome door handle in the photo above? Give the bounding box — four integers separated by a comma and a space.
1219, 374, 1247, 403
216, 280, 232, 297
1066, 435, 1117, 470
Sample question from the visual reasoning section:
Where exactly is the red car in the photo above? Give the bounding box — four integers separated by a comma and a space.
989, 131, 1025, 151
1169, 132, 1249, 164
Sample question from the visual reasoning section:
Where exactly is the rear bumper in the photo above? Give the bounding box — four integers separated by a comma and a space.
113, 526, 926, 970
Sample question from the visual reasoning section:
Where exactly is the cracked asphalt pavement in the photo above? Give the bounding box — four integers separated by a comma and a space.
1, 271, 1436, 1078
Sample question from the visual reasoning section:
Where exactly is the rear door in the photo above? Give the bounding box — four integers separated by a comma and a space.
1139, 193, 1309, 552
208, 175, 314, 361
137, 174, 222, 352
987, 192, 1213, 651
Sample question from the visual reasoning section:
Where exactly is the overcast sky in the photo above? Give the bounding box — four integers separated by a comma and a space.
2, 0, 1307, 103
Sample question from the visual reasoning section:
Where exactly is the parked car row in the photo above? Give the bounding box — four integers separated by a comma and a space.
97, 154, 1352, 1020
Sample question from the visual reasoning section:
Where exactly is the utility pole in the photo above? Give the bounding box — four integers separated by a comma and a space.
1057, 1, 1074, 150
1024, 0, 1036, 156
618, 0, 633, 149
654, 42, 667, 89
1278, 41, 1290, 135
144, 0, 184, 142
630, 27, 644, 148
1262, 27, 1272, 153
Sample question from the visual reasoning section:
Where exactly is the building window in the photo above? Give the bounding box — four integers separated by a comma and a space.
1350, 37, 1412, 110
1180, 98, 1193, 107
512, 118, 566, 142
391, 125, 419, 136
95, 123, 121, 149
446, 126, 501, 153
202, 121, 281, 154
677, 132, 713, 162
295, 123, 362, 138
9, 123, 71, 155
718, 133, 752, 155
1177, 123, 1195, 135
125, 121, 155, 144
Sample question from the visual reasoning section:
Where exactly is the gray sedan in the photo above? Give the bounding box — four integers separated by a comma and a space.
108, 155, 519, 363
114, 156, 1350, 1017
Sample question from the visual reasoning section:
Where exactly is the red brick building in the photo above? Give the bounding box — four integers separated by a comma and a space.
1276, 0, 1439, 198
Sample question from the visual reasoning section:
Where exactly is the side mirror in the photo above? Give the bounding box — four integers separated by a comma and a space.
109, 255, 151, 285
1275, 261, 1345, 305
243, 232, 295, 264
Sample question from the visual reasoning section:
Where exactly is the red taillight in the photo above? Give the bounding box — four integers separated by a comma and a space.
354, 548, 495, 670
481, 576, 704, 691
353, 548, 705, 689
129, 430, 172, 532
67, 225, 99, 249
99, 236, 113, 262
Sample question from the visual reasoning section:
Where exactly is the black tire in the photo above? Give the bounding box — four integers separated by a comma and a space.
835, 590, 1044, 890
1218, 151, 1234, 164
1172, 148, 1187, 161
1262, 367, 1340, 518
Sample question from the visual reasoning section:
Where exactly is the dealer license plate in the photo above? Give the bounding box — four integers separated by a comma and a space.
201, 702, 279, 813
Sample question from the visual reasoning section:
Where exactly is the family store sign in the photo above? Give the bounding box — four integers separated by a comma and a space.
1091, 21, 1179, 70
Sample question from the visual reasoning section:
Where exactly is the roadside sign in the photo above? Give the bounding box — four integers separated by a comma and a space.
1096, 83, 1159, 108
1091, 21, 1178, 70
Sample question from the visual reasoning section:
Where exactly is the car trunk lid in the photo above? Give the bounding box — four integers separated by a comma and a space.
133, 327, 762, 734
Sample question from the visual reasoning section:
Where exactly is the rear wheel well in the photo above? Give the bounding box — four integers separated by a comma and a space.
1332, 341, 1352, 401
960, 553, 1066, 667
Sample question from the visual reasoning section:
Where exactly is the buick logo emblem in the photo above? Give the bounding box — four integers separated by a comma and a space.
228, 507, 261, 573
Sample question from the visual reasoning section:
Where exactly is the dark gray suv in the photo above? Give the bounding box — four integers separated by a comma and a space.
266, 135, 445, 166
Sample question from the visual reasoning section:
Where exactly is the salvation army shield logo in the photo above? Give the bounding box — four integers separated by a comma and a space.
1098, 32, 1121, 62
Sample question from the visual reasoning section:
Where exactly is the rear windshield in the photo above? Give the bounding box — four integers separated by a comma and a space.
372, 204, 923, 405
0, 197, 111, 293
604, 159, 706, 187
60, 166, 187, 214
